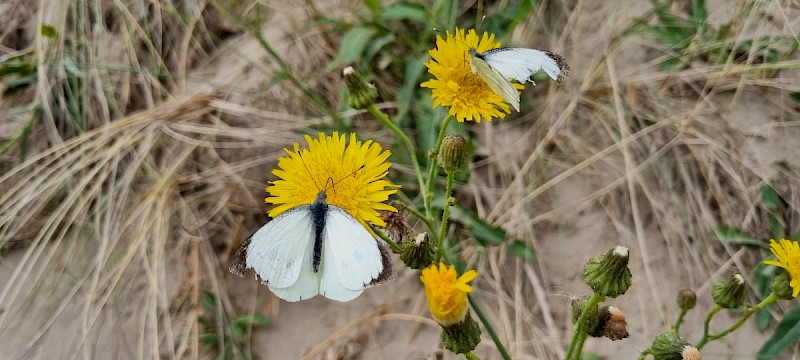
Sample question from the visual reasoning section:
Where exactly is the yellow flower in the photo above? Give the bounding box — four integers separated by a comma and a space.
420, 262, 478, 325
266, 132, 398, 227
764, 238, 800, 297
421, 28, 524, 123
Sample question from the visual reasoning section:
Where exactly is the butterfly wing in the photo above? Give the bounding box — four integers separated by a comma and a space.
241, 206, 316, 290
318, 206, 390, 301
470, 54, 520, 111
481, 48, 570, 83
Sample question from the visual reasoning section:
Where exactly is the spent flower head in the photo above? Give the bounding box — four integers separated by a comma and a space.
421, 28, 523, 123
764, 238, 800, 297
266, 132, 398, 227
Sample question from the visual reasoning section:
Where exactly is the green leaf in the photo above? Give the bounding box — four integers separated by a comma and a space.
509, 240, 536, 261
757, 308, 800, 358
713, 226, 768, 249
761, 183, 779, 210
449, 205, 506, 246
792, 92, 800, 104
382, 2, 427, 22
40, 24, 57, 38
325, 27, 377, 72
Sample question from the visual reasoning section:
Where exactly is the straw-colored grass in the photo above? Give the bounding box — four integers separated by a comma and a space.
1, 0, 799, 359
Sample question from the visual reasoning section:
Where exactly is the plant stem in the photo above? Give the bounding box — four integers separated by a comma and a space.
637, 348, 652, 360
696, 293, 779, 349
368, 223, 401, 253
574, 332, 588, 360
424, 115, 453, 218
565, 292, 605, 360
367, 104, 427, 215
393, 200, 436, 235
436, 172, 455, 262
673, 308, 688, 333
695, 305, 722, 349
468, 294, 512, 360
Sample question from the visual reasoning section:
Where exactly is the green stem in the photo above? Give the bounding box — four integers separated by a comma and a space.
696, 293, 779, 349
367, 104, 427, 214
437, 172, 455, 262
394, 201, 436, 235
368, 223, 401, 253
565, 293, 605, 360
574, 332, 588, 360
424, 115, 453, 218
695, 305, 722, 349
673, 308, 688, 333
637, 348, 652, 360
468, 295, 512, 360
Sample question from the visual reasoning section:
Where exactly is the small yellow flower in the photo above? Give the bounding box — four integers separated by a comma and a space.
764, 238, 800, 297
266, 132, 398, 227
420, 262, 478, 325
421, 28, 524, 123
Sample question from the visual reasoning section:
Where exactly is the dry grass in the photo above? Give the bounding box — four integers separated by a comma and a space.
1, 0, 799, 359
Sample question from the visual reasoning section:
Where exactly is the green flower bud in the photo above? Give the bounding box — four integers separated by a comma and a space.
676, 289, 697, 311
770, 271, 794, 300
712, 273, 745, 309
440, 312, 481, 354
584, 246, 633, 298
343, 66, 377, 110
571, 297, 603, 337
438, 134, 468, 175
650, 332, 699, 360
399, 232, 435, 269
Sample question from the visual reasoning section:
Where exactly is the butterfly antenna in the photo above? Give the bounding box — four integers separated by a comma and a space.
323, 164, 366, 195
298, 152, 323, 192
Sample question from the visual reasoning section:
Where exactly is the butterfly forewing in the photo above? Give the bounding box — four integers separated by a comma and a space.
244, 206, 315, 289
481, 48, 569, 83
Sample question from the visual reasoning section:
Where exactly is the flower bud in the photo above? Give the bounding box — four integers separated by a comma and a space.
711, 273, 745, 309
343, 66, 377, 109
400, 232, 435, 269
770, 271, 794, 300
571, 297, 602, 336
380, 207, 409, 245
676, 289, 697, 311
584, 246, 632, 298
650, 332, 700, 360
440, 312, 482, 354
438, 134, 468, 175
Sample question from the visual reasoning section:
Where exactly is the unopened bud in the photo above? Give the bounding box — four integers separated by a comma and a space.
438, 134, 468, 175
343, 66, 377, 109
584, 246, 632, 298
440, 313, 481, 354
712, 273, 745, 309
770, 271, 794, 300
650, 332, 699, 360
676, 289, 697, 311
399, 232, 435, 269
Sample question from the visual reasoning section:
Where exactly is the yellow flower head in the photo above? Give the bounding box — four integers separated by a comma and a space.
420, 262, 478, 325
266, 132, 398, 227
764, 238, 800, 297
421, 27, 524, 123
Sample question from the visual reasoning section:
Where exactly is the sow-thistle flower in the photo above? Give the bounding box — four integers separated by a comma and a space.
266, 132, 399, 228
764, 238, 800, 297
584, 245, 633, 298
420, 262, 481, 354
421, 28, 523, 122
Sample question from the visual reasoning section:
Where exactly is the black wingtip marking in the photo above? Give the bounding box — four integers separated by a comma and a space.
545, 51, 571, 83
368, 241, 397, 287
228, 236, 251, 277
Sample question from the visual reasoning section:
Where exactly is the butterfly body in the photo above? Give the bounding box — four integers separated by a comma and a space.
468, 47, 570, 111
230, 190, 395, 302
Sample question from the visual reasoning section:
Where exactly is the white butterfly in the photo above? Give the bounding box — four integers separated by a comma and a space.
469, 47, 569, 111
229, 191, 395, 302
